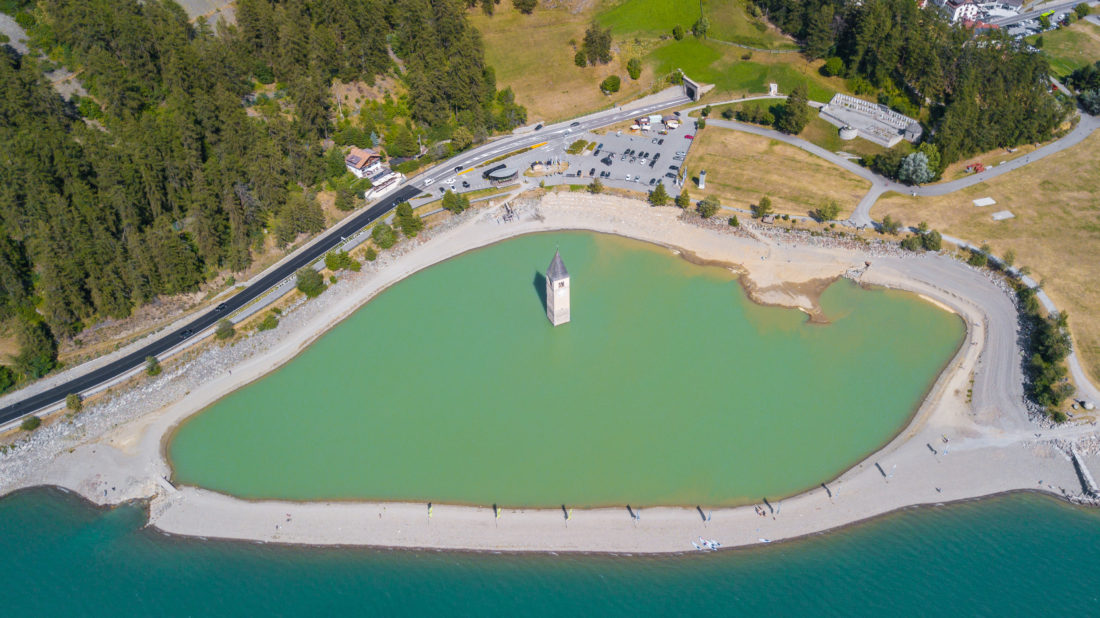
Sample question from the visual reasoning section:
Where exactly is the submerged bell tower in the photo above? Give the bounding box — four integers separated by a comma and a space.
546, 250, 570, 326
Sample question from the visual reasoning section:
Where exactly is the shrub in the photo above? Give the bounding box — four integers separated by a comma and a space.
697, 195, 720, 218
672, 25, 684, 40
674, 191, 690, 209
967, 248, 988, 267
257, 312, 279, 331
0, 365, 15, 394
728, 215, 740, 227
325, 250, 350, 271
627, 58, 642, 80
648, 182, 670, 206
215, 319, 235, 340
588, 177, 604, 194
442, 190, 470, 213
21, 415, 41, 431
823, 57, 844, 76
513, 0, 537, 14
881, 214, 902, 235
721, 107, 735, 120
565, 139, 589, 154
813, 200, 841, 222
364, 246, 378, 261
574, 50, 587, 68
66, 393, 83, 413
922, 230, 942, 251
371, 222, 397, 249
145, 356, 162, 376
600, 75, 621, 93
296, 267, 326, 298
751, 196, 773, 218
900, 235, 924, 251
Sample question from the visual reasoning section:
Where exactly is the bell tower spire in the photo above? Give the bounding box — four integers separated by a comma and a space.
546, 250, 570, 326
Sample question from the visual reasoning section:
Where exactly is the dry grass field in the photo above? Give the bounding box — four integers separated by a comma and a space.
469, 5, 658, 123
682, 127, 871, 218
875, 131, 1100, 383
471, 1, 848, 123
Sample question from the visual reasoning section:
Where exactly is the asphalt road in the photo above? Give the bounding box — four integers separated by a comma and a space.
0, 89, 691, 424
0, 184, 420, 425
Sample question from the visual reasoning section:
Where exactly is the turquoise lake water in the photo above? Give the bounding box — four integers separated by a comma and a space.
169, 232, 963, 505
2, 488, 1098, 614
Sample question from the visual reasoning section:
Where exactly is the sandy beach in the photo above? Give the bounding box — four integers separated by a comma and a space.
3, 192, 1098, 553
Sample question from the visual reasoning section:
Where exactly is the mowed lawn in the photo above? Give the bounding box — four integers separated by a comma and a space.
598, 0, 795, 49
647, 38, 844, 102
1030, 20, 1100, 78
683, 127, 871, 218
874, 131, 1100, 384
597, 0, 700, 35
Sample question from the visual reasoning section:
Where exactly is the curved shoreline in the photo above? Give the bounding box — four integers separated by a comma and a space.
4, 193, 1096, 554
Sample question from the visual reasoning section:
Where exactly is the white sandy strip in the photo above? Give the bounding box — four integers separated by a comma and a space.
28, 193, 1100, 553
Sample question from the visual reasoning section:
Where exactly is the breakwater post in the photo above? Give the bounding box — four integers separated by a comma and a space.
1070, 446, 1099, 497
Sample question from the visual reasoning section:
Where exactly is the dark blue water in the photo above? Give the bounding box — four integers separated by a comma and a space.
2, 487, 1098, 615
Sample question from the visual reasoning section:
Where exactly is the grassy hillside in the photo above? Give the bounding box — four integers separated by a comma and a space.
472, 0, 841, 122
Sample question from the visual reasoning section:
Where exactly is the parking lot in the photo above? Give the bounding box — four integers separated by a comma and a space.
408, 114, 701, 209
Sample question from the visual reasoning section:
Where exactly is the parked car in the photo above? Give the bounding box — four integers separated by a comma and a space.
620, 153, 628, 161
669, 165, 679, 171
675, 151, 686, 156
570, 121, 580, 127
649, 178, 656, 186
534, 123, 543, 130
596, 143, 604, 149
625, 174, 632, 181
658, 139, 664, 145
651, 138, 658, 144
665, 172, 677, 179
684, 134, 694, 139
589, 167, 596, 176
648, 159, 657, 168
462, 180, 470, 188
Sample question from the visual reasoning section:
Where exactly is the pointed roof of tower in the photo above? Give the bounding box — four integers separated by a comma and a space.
547, 250, 569, 281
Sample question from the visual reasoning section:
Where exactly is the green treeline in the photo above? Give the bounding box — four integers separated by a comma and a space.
0, 0, 525, 390
1017, 287, 1074, 420
751, 0, 1070, 165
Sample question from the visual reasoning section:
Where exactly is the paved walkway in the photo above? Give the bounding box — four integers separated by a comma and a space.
703, 111, 1100, 227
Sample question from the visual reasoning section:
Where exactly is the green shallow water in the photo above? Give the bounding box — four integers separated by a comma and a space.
169, 232, 963, 505
3, 488, 1099, 614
